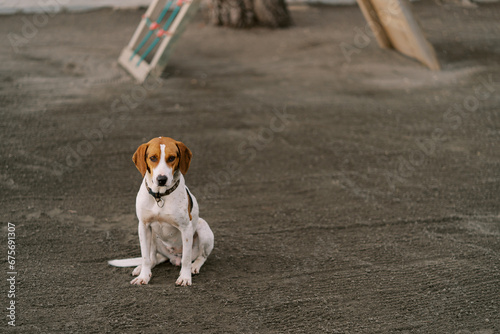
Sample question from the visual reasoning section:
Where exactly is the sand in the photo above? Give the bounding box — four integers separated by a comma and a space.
1, 2, 499, 333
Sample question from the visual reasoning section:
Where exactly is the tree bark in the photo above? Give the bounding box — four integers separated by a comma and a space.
207, 0, 290, 28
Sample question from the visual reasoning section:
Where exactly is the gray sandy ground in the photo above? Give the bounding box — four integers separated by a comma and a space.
1, 2, 499, 333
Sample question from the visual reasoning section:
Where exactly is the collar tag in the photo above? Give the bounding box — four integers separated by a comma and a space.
145, 179, 180, 207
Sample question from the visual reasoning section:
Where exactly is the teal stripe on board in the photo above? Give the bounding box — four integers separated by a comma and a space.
130, 0, 173, 61
136, 4, 182, 66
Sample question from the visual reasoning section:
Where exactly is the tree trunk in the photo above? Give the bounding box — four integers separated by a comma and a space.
207, 0, 290, 28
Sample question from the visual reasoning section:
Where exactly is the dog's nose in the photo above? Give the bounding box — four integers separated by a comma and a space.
157, 175, 168, 186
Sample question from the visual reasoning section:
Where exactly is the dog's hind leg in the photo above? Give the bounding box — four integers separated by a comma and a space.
191, 218, 214, 274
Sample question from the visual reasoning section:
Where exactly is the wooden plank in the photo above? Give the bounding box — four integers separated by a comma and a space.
118, 0, 201, 83
356, 0, 392, 49
150, 0, 201, 77
127, 0, 163, 50
356, 0, 440, 70
118, 48, 151, 82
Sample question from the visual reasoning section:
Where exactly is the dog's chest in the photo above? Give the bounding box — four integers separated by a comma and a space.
142, 206, 181, 227
139, 194, 187, 227
141, 200, 185, 248
151, 221, 182, 248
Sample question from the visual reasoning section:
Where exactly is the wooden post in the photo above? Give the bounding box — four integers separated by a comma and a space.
356, 0, 440, 70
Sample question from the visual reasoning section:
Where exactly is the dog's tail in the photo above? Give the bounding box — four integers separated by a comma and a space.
108, 257, 142, 267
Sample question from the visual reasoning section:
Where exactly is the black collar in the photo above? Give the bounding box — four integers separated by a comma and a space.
145, 179, 180, 207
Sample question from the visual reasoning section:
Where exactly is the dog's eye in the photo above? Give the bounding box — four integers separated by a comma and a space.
167, 156, 176, 163
149, 156, 158, 162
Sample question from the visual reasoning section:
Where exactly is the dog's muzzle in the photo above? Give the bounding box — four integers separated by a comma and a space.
157, 175, 168, 186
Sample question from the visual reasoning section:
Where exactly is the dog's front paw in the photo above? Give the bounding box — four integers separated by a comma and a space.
175, 274, 192, 286
131, 273, 151, 285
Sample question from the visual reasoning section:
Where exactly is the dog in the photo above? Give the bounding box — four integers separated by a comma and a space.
108, 137, 214, 286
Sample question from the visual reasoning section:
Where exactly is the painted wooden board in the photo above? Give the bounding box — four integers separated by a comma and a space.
118, 0, 201, 83
356, 0, 440, 70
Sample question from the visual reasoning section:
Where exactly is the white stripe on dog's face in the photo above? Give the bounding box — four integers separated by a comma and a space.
152, 144, 174, 187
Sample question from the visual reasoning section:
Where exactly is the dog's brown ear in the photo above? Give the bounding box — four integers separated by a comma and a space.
132, 143, 149, 177
176, 141, 192, 175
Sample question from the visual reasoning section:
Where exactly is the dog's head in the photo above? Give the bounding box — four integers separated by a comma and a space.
133, 137, 192, 188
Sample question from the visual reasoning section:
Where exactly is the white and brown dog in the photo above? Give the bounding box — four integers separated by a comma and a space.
108, 137, 214, 286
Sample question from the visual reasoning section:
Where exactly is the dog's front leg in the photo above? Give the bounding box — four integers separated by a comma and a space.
175, 223, 193, 286
131, 221, 154, 285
